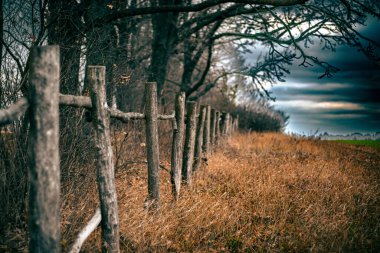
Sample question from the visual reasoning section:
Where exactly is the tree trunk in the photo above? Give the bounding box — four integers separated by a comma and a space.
148, 0, 180, 99
84, 0, 117, 107
48, 0, 82, 95
0, 0, 4, 105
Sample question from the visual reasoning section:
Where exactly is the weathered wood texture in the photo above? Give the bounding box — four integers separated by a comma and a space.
220, 112, 226, 136
215, 111, 220, 145
182, 102, 197, 186
170, 92, 185, 199
144, 82, 160, 209
59, 94, 92, 109
59, 94, 174, 122
202, 105, 211, 158
193, 105, 206, 172
210, 109, 216, 148
69, 208, 101, 253
28, 46, 61, 253
229, 113, 233, 135
220, 112, 224, 135
225, 112, 231, 136
89, 66, 120, 253
0, 97, 29, 126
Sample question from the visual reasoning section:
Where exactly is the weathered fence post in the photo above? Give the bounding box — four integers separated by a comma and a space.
171, 92, 185, 199
193, 105, 206, 171
28, 45, 60, 253
144, 82, 160, 209
236, 115, 239, 131
202, 105, 211, 158
182, 102, 197, 186
225, 113, 231, 136
210, 109, 217, 148
89, 66, 120, 253
215, 111, 220, 145
221, 112, 227, 136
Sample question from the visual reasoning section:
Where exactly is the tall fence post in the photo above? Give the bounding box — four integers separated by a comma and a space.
210, 109, 216, 149
236, 115, 239, 131
144, 82, 160, 209
89, 66, 120, 253
171, 92, 185, 199
28, 45, 61, 253
215, 111, 220, 145
193, 105, 206, 171
225, 113, 230, 136
182, 102, 197, 186
221, 112, 227, 136
202, 105, 211, 159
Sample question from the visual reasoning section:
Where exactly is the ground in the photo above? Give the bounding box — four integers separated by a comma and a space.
1, 132, 380, 252
77, 132, 380, 252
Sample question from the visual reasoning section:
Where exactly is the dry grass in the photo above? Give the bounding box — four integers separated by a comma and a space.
75, 132, 380, 252
1, 132, 379, 252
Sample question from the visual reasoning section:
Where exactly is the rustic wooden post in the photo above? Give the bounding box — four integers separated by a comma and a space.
225, 113, 231, 136
182, 102, 197, 186
210, 109, 216, 148
89, 66, 120, 253
215, 111, 220, 145
202, 105, 211, 158
28, 46, 60, 253
170, 92, 185, 199
144, 82, 160, 209
193, 105, 206, 171
221, 112, 226, 136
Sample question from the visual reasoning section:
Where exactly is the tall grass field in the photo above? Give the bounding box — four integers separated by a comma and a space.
1, 132, 379, 252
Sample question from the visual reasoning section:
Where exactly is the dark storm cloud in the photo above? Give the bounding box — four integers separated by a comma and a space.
242, 18, 380, 134
272, 84, 380, 104
266, 21, 380, 134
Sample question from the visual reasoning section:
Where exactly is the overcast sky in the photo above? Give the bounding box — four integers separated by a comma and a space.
246, 19, 380, 135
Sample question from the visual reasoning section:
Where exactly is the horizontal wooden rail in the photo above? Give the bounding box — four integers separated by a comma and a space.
0, 45, 242, 253
68, 208, 101, 253
0, 97, 29, 126
59, 94, 174, 121
0, 94, 174, 127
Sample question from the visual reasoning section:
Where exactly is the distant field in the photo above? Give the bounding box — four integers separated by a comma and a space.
334, 140, 380, 149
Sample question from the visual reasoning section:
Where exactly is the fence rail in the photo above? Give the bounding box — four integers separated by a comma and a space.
0, 46, 239, 253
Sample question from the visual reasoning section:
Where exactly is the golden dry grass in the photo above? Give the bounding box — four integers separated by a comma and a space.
2, 132, 379, 252
71, 132, 380, 252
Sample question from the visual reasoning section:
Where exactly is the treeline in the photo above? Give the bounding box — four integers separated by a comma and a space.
2, 0, 379, 111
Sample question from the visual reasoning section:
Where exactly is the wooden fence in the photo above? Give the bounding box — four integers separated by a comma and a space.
0, 46, 239, 253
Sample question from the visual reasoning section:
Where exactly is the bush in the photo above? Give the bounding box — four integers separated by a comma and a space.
231, 104, 289, 132
200, 89, 288, 132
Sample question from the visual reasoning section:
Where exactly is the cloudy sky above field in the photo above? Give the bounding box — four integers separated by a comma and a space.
245, 19, 380, 135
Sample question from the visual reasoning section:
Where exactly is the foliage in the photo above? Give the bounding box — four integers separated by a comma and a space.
200, 74, 289, 132
232, 103, 289, 132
